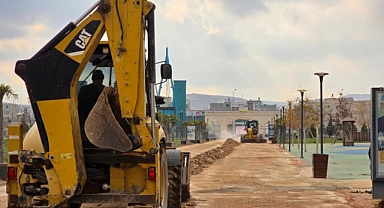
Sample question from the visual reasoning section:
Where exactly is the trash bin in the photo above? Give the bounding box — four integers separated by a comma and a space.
312, 154, 329, 178
270, 137, 277, 144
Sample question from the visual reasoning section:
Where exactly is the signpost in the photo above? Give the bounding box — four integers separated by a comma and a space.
371, 87, 384, 198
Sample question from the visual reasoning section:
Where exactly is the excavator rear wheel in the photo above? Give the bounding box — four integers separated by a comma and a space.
68, 203, 81, 208
168, 165, 182, 207
159, 143, 169, 207
57, 203, 81, 208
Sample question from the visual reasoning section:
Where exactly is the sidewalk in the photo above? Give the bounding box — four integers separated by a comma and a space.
277, 140, 371, 180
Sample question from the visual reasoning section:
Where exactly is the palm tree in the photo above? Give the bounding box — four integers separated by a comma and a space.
0, 84, 18, 163
168, 114, 178, 142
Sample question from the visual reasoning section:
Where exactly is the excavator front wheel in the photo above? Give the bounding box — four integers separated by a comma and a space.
158, 142, 169, 207
168, 164, 182, 207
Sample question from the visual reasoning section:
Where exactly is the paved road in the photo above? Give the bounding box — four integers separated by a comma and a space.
0, 139, 378, 208
189, 142, 377, 208
0, 139, 228, 208
0, 182, 6, 208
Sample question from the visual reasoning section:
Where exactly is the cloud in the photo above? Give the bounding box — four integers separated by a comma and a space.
163, 1, 191, 24
2, 0, 384, 104
220, 0, 267, 18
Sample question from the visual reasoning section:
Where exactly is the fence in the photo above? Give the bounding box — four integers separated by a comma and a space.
354, 131, 370, 142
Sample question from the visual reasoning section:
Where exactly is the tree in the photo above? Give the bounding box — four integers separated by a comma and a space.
325, 112, 336, 137
361, 123, 368, 133
157, 111, 178, 142
353, 100, 370, 130
168, 114, 178, 141
334, 90, 351, 123
287, 96, 318, 132
0, 84, 18, 163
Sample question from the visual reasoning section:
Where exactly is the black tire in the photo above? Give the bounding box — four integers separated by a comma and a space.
69, 203, 82, 208
160, 144, 169, 208
168, 165, 182, 208
240, 135, 245, 143
57, 203, 81, 208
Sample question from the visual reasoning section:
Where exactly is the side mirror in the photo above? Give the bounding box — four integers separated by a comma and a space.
161, 64, 172, 79
155, 96, 166, 105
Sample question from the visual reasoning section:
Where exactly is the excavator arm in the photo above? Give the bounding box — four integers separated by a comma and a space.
12, 0, 159, 206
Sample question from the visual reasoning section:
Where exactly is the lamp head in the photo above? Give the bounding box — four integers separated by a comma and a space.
314, 72, 329, 77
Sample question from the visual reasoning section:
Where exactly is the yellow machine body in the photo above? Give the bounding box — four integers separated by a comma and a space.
6, 0, 187, 207
240, 120, 265, 143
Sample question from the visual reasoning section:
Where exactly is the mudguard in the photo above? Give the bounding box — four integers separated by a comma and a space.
166, 148, 181, 166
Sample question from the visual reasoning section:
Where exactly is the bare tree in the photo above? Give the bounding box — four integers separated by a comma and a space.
353, 100, 370, 130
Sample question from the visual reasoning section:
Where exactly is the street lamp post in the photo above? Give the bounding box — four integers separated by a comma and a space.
230, 89, 236, 112
273, 117, 275, 141
275, 114, 279, 143
288, 103, 291, 152
179, 109, 183, 142
298, 89, 307, 158
282, 106, 285, 149
194, 115, 196, 143
268, 121, 270, 140
314, 72, 329, 154
280, 109, 282, 146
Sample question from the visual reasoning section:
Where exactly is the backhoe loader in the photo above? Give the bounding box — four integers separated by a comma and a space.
240, 120, 266, 143
6, 0, 190, 207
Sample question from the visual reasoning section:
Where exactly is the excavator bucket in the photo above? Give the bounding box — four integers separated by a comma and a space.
85, 87, 133, 152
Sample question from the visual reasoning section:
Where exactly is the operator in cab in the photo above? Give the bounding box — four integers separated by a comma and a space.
78, 70, 105, 133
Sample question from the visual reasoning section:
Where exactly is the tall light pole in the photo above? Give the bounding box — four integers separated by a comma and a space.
275, 114, 279, 143
288, 102, 292, 152
179, 109, 183, 142
230, 88, 236, 112
232, 88, 237, 98
298, 89, 307, 158
314, 72, 329, 154
279, 109, 282, 146
272, 117, 276, 143
268, 121, 270, 140
282, 106, 285, 149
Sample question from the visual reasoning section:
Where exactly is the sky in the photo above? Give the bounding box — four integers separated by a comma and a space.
1, 0, 384, 104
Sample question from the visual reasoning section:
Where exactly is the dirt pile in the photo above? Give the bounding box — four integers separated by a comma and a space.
182, 139, 240, 207
189, 138, 240, 175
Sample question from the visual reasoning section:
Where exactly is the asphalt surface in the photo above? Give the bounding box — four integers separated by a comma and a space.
0, 139, 375, 207
278, 139, 371, 180
186, 139, 376, 207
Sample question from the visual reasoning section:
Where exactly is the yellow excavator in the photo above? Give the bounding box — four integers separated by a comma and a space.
240, 120, 266, 143
6, 0, 190, 207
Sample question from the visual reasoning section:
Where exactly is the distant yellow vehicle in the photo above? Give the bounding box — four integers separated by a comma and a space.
240, 120, 266, 143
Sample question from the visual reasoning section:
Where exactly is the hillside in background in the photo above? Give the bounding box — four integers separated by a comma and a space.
344, 94, 370, 101
186, 93, 371, 110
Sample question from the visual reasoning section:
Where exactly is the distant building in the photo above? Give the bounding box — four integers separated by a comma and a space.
209, 97, 277, 111
247, 98, 277, 111
2, 103, 35, 139
209, 98, 232, 111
